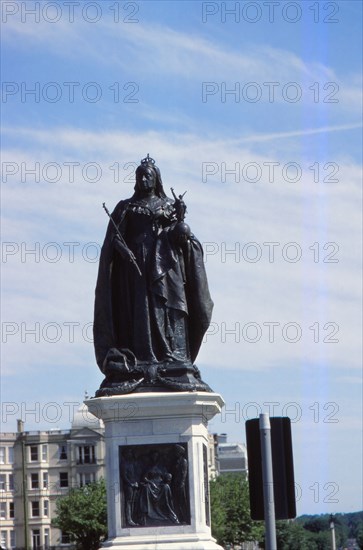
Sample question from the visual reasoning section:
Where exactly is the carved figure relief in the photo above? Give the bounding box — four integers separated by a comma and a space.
119, 443, 190, 528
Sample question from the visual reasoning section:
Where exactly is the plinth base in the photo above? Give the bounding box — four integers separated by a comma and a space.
102, 533, 223, 549
86, 392, 224, 550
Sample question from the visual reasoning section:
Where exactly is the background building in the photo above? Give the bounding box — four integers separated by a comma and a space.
0, 403, 104, 549
0, 432, 16, 549
213, 433, 248, 477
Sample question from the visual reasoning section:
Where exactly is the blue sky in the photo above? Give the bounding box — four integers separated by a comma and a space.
1, 1, 362, 516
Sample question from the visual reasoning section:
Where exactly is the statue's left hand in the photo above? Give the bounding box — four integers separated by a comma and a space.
171, 222, 191, 246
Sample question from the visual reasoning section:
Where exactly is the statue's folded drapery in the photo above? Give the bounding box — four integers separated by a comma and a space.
93, 156, 213, 395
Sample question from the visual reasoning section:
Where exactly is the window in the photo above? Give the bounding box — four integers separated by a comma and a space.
0, 447, 5, 463
43, 471, 48, 489
59, 444, 68, 460
32, 529, 40, 549
0, 474, 6, 491
31, 501, 40, 517
42, 444, 48, 462
31, 472, 39, 489
30, 445, 39, 462
9, 501, 15, 518
10, 530, 16, 548
0, 531, 6, 548
44, 528, 50, 549
84, 445, 91, 463
59, 472, 68, 488
9, 473, 14, 491
43, 499, 49, 517
61, 532, 71, 544
78, 445, 96, 464
8, 447, 14, 464
0, 502, 6, 519
79, 472, 95, 487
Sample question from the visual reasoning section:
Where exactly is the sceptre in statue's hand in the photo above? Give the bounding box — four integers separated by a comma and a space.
102, 202, 142, 276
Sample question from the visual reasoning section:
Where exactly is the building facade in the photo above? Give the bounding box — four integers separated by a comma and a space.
213, 433, 248, 476
0, 432, 16, 549
0, 404, 104, 549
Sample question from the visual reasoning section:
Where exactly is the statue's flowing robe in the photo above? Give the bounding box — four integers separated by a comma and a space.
93, 197, 213, 372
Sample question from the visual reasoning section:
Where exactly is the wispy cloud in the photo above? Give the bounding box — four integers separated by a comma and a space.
236, 122, 363, 142
2, 125, 362, 378
3, 16, 361, 116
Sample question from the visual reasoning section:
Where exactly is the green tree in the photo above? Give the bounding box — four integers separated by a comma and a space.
303, 515, 329, 534
299, 514, 346, 550
52, 479, 107, 550
210, 473, 263, 547
274, 520, 311, 550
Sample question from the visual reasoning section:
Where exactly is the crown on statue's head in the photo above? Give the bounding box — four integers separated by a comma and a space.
140, 153, 156, 167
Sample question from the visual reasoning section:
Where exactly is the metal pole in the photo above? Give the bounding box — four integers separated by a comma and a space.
330, 516, 336, 550
259, 413, 277, 550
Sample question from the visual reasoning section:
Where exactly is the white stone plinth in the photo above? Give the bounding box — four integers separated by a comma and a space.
86, 392, 224, 550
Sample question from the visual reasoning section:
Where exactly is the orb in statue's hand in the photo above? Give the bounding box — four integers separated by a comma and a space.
172, 222, 191, 245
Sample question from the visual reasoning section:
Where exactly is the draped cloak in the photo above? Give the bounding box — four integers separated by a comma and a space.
93, 197, 213, 374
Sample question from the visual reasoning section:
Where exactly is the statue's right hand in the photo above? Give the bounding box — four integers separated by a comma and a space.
113, 236, 135, 262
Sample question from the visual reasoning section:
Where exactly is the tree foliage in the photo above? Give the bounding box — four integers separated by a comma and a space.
52, 479, 107, 550
210, 474, 363, 550
274, 520, 312, 550
297, 512, 363, 550
210, 473, 263, 546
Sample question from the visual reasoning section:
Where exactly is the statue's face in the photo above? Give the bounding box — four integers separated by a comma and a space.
137, 166, 156, 193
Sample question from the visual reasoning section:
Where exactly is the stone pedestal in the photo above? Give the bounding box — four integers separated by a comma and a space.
86, 392, 224, 550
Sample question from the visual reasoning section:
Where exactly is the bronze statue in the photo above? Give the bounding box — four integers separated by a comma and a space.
93, 155, 213, 395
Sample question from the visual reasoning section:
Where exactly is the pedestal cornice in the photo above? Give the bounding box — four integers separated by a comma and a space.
86, 392, 225, 424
